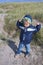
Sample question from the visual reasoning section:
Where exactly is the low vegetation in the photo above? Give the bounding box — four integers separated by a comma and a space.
0, 2, 43, 22
0, 2, 43, 45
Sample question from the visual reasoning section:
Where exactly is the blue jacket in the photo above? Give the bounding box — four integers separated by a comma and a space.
16, 20, 41, 44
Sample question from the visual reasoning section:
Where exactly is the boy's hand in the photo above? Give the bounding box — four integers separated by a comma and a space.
36, 22, 41, 25
18, 19, 21, 22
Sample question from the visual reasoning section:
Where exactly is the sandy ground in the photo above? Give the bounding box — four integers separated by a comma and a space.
0, 37, 43, 65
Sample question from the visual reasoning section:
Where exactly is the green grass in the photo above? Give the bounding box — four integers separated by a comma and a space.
0, 2, 43, 22
0, 2, 43, 45
4, 15, 16, 34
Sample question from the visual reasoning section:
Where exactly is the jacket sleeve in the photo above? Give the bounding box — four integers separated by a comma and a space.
16, 20, 24, 30
34, 24, 41, 33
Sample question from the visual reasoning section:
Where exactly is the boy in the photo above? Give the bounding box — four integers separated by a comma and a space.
16, 14, 41, 57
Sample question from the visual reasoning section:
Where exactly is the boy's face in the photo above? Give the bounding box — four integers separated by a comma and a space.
24, 21, 30, 27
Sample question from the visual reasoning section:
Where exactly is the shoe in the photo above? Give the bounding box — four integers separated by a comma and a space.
14, 54, 20, 58
14, 50, 20, 58
24, 52, 31, 58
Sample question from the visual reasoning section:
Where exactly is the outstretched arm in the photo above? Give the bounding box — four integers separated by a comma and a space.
16, 20, 24, 30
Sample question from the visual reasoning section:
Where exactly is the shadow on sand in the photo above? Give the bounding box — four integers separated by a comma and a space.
1, 38, 17, 54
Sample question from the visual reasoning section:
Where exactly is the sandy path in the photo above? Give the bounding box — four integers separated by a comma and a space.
0, 38, 43, 65
0, 14, 8, 36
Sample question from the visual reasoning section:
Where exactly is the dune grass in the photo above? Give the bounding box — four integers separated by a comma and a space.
0, 2, 43, 45
0, 2, 43, 22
